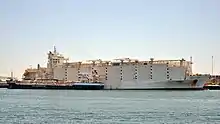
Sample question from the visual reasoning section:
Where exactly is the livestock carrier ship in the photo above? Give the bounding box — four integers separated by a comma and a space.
9, 47, 210, 90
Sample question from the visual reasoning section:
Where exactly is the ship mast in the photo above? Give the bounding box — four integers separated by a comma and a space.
54, 46, 57, 54
212, 56, 213, 75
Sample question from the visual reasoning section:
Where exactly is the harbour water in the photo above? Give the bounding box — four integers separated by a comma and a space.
0, 89, 220, 124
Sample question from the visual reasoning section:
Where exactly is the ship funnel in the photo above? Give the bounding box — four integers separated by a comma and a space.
37, 64, 40, 70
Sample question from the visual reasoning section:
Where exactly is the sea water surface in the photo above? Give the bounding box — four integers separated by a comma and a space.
0, 89, 220, 124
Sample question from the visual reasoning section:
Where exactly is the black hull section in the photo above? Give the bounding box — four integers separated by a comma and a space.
7, 83, 104, 90
203, 85, 220, 90
72, 85, 105, 90
0, 83, 8, 88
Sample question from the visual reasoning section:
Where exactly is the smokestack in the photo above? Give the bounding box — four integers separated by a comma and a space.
37, 64, 40, 70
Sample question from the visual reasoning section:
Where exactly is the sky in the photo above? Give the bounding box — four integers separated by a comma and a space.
0, 0, 220, 78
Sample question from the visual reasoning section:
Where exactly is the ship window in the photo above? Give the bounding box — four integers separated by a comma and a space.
112, 63, 120, 66
144, 63, 147, 65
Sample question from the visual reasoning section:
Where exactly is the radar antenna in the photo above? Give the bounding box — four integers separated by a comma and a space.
54, 46, 57, 53
190, 56, 193, 64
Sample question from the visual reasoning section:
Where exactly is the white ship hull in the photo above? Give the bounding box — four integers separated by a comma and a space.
104, 77, 208, 90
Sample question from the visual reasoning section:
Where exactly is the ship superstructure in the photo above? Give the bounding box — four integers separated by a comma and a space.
22, 47, 210, 89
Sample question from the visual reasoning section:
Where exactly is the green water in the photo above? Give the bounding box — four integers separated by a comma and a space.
0, 89, 220, 124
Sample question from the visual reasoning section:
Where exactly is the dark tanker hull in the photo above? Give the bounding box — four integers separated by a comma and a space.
0, 83, 8, 88
7, 82, 104, 90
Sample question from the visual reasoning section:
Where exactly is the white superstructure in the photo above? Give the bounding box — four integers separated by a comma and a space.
22, 47, 210, 89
